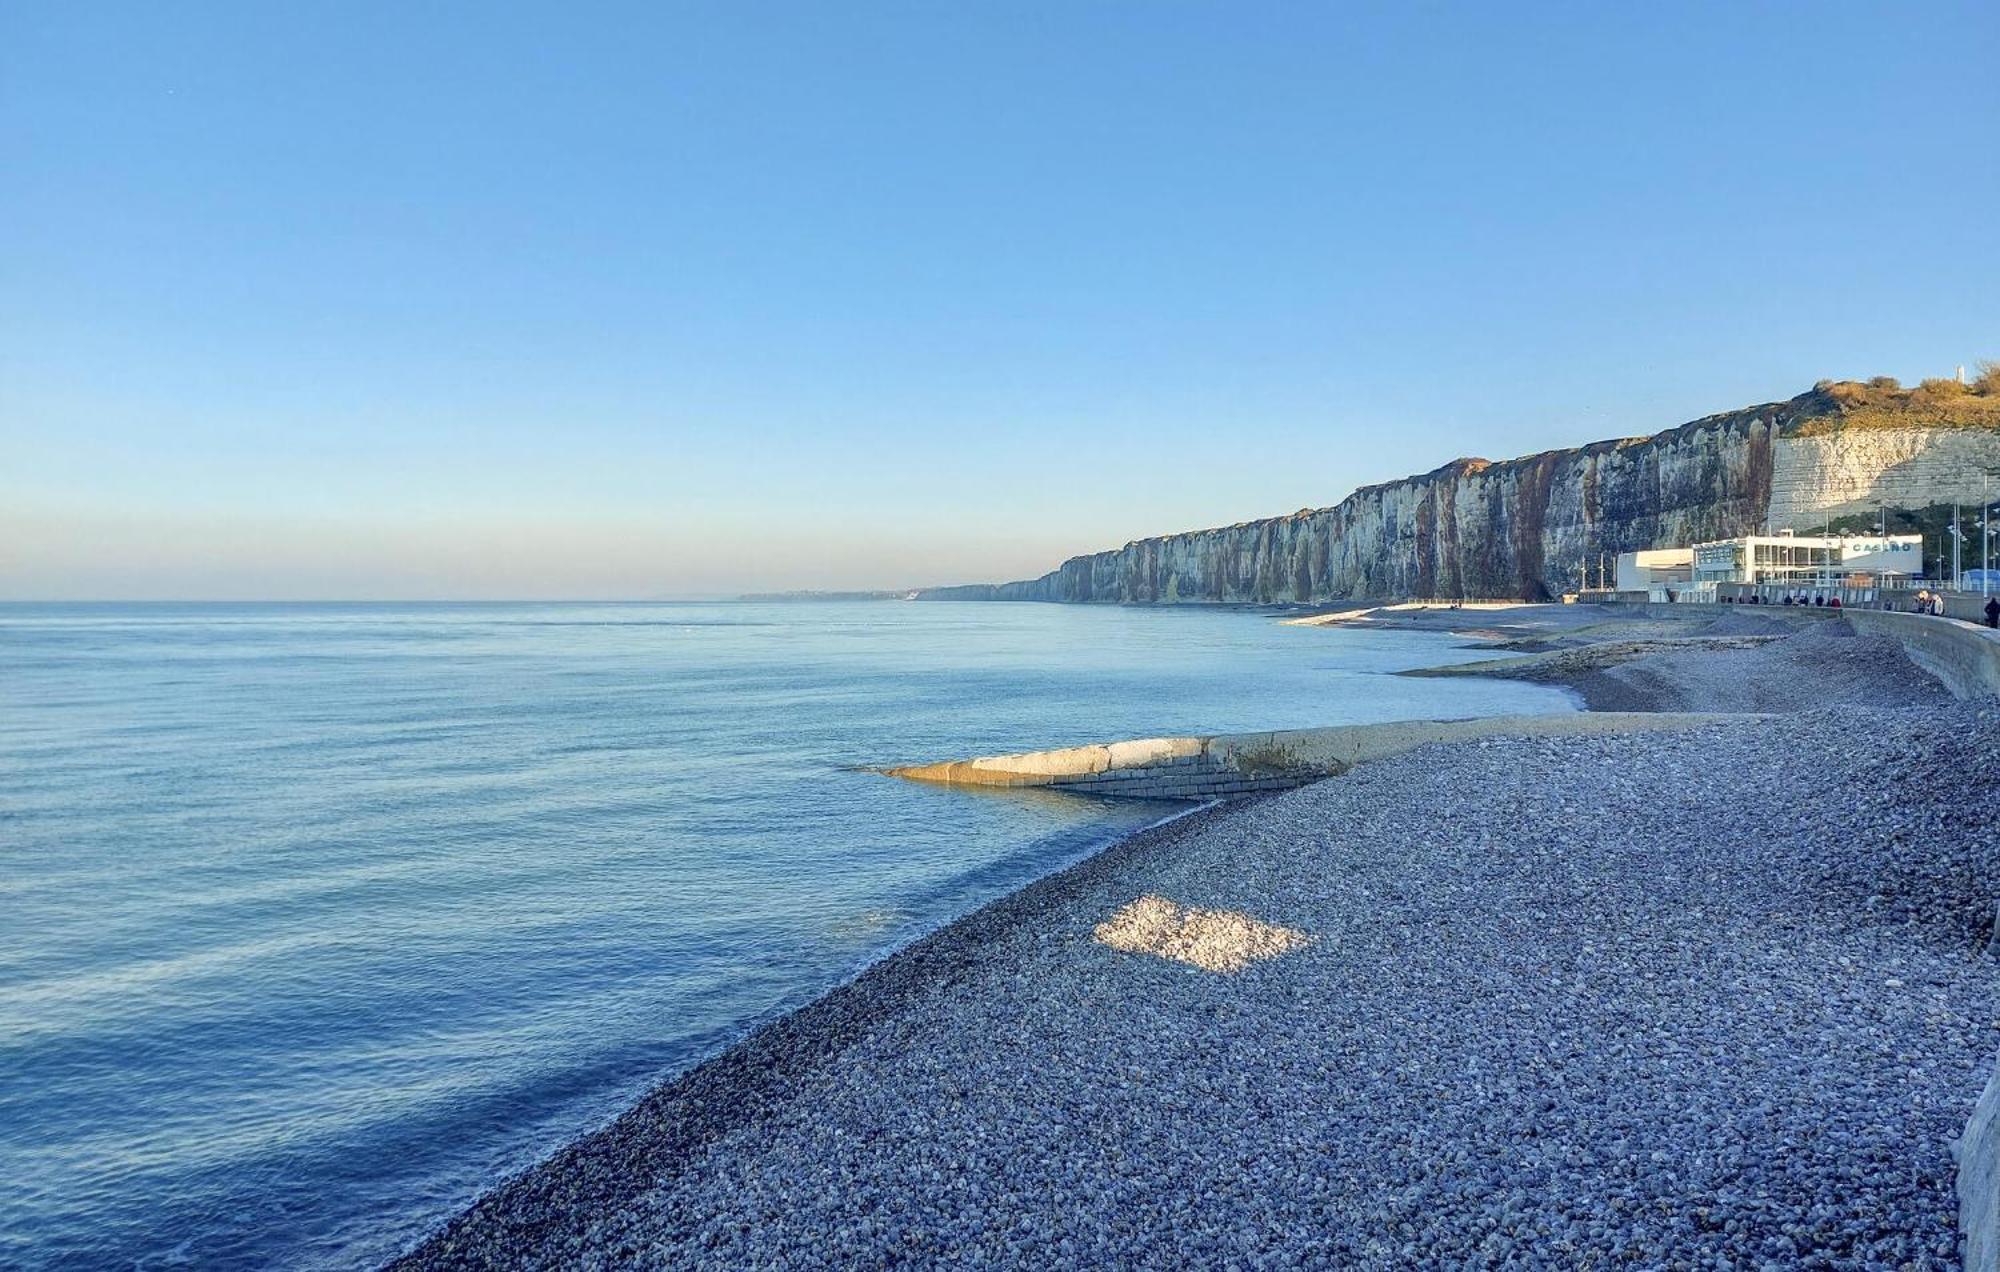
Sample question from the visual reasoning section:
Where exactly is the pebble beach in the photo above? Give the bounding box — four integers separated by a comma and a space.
396, 617, 2000, 1269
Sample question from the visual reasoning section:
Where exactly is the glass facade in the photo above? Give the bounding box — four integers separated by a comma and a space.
1691, 535, 1921, 585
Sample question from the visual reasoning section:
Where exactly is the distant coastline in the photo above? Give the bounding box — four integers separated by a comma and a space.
735, 589, 922, 602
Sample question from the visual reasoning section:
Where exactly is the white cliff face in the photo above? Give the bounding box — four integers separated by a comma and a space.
922, 392, 2000, 605
1768, 429, 2000, 531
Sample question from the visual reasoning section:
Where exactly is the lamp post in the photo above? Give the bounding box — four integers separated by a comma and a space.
1878, 501, 1888, 606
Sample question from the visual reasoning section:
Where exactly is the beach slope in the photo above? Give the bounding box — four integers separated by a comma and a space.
396, 695, 2000, 1268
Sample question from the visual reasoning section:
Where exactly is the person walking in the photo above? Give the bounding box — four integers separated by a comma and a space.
1986, 596, 1999, 629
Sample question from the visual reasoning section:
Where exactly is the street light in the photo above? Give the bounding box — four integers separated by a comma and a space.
1969, 467, 2000, 598
1878, 501, 1889, 607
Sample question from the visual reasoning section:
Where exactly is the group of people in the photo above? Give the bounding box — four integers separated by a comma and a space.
1725, 592, 1844, 609
1911, 590, 2000, 627
1723, 587, 2000, 626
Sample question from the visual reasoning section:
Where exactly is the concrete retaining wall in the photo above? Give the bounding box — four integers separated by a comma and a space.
1959, 1064, 2000, 1271
1939, 593, 2000, 626
886, 712, 1747, 801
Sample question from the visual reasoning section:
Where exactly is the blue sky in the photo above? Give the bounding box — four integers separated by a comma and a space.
4, 1, 1996, 598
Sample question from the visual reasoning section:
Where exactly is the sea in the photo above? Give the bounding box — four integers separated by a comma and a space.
0, 601, 1574, 1268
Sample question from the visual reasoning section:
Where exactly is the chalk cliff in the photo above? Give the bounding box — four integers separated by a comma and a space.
921, 381, 2000, 604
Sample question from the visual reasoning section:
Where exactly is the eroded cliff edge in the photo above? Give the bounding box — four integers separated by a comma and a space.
921, 380, 2000, 604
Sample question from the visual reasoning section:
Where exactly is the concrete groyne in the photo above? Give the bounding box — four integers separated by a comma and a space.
886, 711, 1751, 801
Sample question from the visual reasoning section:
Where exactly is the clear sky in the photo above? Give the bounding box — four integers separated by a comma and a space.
4, 2, 1996, 599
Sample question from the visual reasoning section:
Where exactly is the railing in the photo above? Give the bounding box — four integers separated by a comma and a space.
1714, 582, 1880, 608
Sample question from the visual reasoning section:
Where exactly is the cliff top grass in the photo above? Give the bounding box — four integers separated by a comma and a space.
1780, 364, 2000, 437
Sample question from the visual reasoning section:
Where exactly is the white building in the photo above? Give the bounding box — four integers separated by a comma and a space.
1689, 532, 1923, 587
1614, 548, 1694, 593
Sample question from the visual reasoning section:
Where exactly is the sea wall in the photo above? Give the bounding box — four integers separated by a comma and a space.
1959, 1063, 2000, 1271
924, 398, 2000, 606
886, 712, 1747, 800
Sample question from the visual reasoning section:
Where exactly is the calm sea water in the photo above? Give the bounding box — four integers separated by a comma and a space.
0, 601, 1572, 1268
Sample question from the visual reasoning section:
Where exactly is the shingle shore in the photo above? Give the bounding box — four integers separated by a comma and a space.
1573, 617, 1961, 713
394, 662, 2000, 1268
